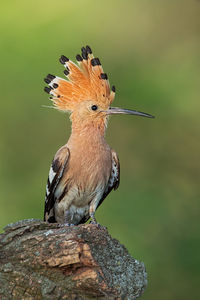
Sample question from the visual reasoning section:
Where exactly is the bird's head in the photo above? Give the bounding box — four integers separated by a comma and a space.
44, 46, 154, 132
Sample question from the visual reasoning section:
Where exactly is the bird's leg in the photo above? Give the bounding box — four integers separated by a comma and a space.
89, 200, 102, 227
60, 210, 75, 227
89, 212, 102, 228
90, 212, 98, 224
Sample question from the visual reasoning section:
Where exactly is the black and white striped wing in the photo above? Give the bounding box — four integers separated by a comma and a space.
44, 146, 70, 222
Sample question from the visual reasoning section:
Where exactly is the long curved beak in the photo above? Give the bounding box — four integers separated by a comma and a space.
106, 107, 155, 118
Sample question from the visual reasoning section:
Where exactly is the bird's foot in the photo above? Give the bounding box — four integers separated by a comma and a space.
63, 210, 76, 227
58, 223, 75, 227
89, 220, 102, 228
89, 213, 102, 228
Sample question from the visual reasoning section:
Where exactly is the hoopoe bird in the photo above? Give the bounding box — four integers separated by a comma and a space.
44, 45, 154, 225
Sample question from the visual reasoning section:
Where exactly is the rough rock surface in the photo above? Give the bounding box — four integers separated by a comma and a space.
0, 219, 147, 299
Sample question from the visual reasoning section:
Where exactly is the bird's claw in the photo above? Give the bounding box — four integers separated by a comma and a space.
58, 223, 75, 227
90, 221, 102, 228
89, 214, 102, 228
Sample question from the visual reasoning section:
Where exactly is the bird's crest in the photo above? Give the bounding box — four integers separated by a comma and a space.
44, 46, 116, 112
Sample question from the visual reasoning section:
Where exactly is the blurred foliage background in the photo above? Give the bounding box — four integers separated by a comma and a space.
0, 0, 199, 299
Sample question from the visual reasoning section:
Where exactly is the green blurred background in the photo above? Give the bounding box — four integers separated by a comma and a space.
0, 0, 199, 299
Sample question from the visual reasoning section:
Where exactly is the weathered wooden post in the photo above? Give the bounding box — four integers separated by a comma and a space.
0, 219, 147, 299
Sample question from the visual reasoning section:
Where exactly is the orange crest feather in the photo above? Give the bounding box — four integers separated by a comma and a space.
44, 46, 115, 111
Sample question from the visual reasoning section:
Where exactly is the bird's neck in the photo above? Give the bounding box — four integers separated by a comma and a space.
68, 119, 107, 147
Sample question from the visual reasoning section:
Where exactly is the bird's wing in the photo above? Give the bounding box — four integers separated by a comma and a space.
97, 149, 120, 210
44, 146, 70, 222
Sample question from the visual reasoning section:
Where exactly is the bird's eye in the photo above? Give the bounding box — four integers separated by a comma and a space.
91, 105, 98, 111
